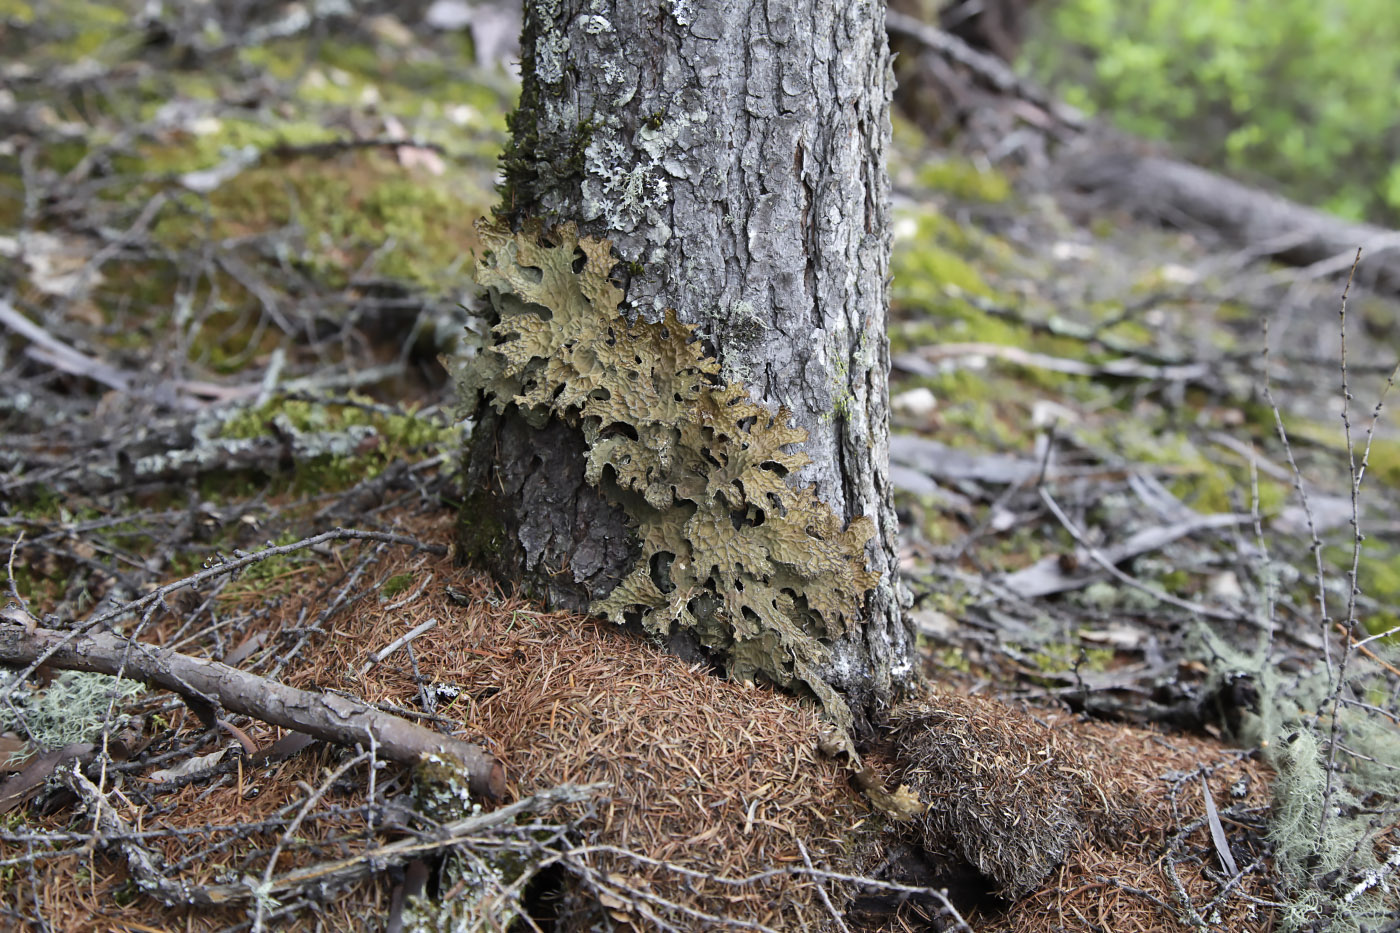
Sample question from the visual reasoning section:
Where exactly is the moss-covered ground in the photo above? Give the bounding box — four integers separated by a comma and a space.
3, 4, 1400, 930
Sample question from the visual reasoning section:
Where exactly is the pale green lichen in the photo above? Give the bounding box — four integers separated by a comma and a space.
1198, 627, 1400, 929
461, 222, 878, 731
412, 752, 480, 824
406, 754, 525, 932
0, 671, 144, 753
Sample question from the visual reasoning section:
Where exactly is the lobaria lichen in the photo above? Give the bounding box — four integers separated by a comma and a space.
461, 221, 877, 732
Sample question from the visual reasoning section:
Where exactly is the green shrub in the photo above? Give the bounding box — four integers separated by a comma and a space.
1025, 0, 1400, 223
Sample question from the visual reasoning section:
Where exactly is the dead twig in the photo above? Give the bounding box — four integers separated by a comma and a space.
884, 9, 1086, 134
0, 624, 505, 799
202, 782, 605, 907
60, 759, 204, 905
360, 617, 438, 676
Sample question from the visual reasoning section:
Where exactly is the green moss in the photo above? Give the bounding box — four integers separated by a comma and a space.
914, 158, 1012, 203
824, 355, 854, 423
0, 1, 34, 24
894, 240, 997, 301
37, 140, 92, 175
1361, 550, 1400, 600
1355, 547, 1400, 640
1089, 419, 1292, 514
1166, 465, 1288, 515
7, 1, 133, 65
222, 394, 447, 445
889, 112, 927, 155
147, 150, 490, 291
932, 646, 972, 674
1367, 611, 1400, 642
889, 209, 1088, 379
0, 176, 21, 230
241, 531, 304, 583
983, 525, 1053, 572
316, 41, 383, 79
495, 13, 545, 223
381, 573, 415, 599
237, 42, 307, 83
215, 394, 453, 495
231, 36, 512, 135
566, 115, 598, 176
139, 118, 341, 174
1365, 437, 1400, 490
455, 487, 509, 566
1025, 640, 1114, 675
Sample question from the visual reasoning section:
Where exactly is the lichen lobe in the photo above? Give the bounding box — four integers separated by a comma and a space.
464, 221, 878, 728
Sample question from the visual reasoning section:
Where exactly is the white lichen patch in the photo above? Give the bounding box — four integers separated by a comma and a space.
405, 754, 534, 931
580, 105, 710, 260
534, 29, 569, 85
402, 852, 520, 933
412, 752, 479, 823
581, 126, 666, 233
668, 0, 693, 27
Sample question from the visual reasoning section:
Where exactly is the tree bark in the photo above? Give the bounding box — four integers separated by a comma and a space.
462, 0, 915, 727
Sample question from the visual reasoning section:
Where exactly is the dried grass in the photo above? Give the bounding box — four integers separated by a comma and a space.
967, 706, 1279, 932
1, 511, 1281, 931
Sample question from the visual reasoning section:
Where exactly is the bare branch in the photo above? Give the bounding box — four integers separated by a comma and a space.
0, 624, 505, 800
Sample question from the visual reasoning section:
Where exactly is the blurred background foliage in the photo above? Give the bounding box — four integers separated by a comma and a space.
1023, 0, 1400, 224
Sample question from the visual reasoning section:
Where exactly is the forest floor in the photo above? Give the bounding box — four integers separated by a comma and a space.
3, 2, 1400, 931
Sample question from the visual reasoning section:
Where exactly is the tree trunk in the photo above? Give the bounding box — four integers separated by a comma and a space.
459, 0, 915, 731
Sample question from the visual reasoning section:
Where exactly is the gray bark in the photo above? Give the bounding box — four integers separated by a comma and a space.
466, 0, 915, 725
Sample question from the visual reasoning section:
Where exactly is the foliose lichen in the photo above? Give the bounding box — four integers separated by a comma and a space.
459, 221, 878, 732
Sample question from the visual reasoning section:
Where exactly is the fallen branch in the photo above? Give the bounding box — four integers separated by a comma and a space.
360, 617, 438, 676
62, 758, 601, 909
61, 762, 203, 905
902, 341, 1212, 384
1061, 150, 1400, 295
885, 9, 1085, 135
0, 624, 505, 799
204, 782, 605, 907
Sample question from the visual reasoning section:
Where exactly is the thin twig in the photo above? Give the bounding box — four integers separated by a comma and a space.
253, 751, 370, 932
360, 617, 439, 676
0, 528, 445, 702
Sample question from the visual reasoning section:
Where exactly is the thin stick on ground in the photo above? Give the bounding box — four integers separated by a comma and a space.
0, 528, 447, 699
253, 750, 370, 932
0, 624, 505, 799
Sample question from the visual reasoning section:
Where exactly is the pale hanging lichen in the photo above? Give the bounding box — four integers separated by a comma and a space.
459, 221, 878, 733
